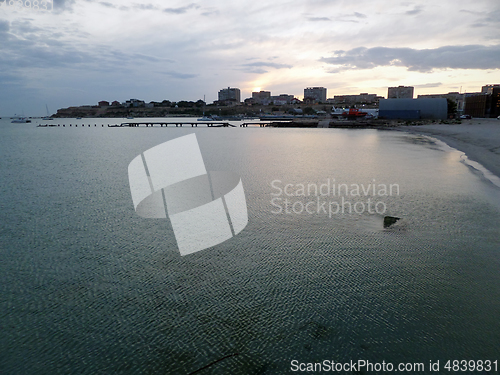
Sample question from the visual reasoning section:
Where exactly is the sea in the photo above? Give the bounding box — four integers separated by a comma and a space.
1, 117, 499, 374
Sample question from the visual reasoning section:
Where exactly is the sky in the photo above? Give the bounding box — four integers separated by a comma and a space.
0, 0, 499, 116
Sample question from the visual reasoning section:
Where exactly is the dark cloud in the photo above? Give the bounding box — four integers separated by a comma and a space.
163, 3, 199, 14
320, 45, 500, 72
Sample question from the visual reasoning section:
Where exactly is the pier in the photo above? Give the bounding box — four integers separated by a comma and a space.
115, 121, 236, 127
36, 120, 294, 128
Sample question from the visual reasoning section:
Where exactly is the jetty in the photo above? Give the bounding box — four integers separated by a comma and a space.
36, 120, 293, 128
115, 121, 235, 127
113, 121, 291, 128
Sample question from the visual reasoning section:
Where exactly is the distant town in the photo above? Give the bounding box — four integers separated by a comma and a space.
53, 84, 500, 120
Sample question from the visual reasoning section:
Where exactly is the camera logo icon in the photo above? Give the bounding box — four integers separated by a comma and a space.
128, 134, 248, 255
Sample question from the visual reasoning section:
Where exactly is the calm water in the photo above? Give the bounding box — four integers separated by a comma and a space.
1, 118, 499, 374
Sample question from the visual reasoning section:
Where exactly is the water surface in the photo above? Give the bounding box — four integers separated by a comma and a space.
1, 118, 499, 374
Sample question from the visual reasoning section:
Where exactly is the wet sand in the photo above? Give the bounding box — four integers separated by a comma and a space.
398, 118, 500, 179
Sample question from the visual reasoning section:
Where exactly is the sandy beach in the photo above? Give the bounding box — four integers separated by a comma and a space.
398, 118, 500, 179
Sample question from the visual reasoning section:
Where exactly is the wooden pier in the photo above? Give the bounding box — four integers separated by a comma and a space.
114, 122, 236, 127
114, 121, 291, 128
36, 120, 294, 128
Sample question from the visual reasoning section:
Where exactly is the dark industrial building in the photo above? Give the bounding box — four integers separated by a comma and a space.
379, 98, 448, 120
464, 85, 500, 118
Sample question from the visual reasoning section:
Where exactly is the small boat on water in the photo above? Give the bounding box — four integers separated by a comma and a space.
197, 114, 222, 121
197, 116, 215, 121
11, 115, 31, 123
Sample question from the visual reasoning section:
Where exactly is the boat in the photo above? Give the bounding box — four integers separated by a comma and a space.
42, 105, 53, 120
342, 108, 368, 119
11, 115, 31, 123
197, 116, 215, 121
197, 96, 220, 121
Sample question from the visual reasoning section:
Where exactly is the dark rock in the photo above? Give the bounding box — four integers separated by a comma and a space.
384, 216, 400, 228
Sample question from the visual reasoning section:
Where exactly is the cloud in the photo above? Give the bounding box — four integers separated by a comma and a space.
0, 20, 174, 74
460, 9, 481, 15
161, 71, 198, 79
163, 3, 199, 14
475, 7, 500, 27
353, 12, 366, 18
53, 0, 75, 11
201, 7, 219, 16
320, 44, 500, 72
0, 19, 10, 33
2, 0, 499, 115
133, 3, 157, 10
0, 71, 24, 85
131, 53, 173, 63
414, 82, 442, 88
11, 19, 44, 34
242, 61, 292, 69
239, 61, 292, 74
308, 16, 331, 22
304, 10, 365, 23
99, 2, 115, 8
246, 68, 268, 74
459, 7, 500, 30
332, 12, 367, 23
406, 5, 423, 15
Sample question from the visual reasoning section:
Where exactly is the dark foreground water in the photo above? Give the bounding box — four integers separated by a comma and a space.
1, 118, 499, 374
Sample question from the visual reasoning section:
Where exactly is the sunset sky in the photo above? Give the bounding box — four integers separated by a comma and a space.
1, 0, 499, 116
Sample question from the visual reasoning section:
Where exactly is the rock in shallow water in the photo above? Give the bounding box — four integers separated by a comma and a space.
383, 216, 400, 228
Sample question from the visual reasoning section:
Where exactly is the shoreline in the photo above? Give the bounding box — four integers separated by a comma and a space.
394, 118, 500, 180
